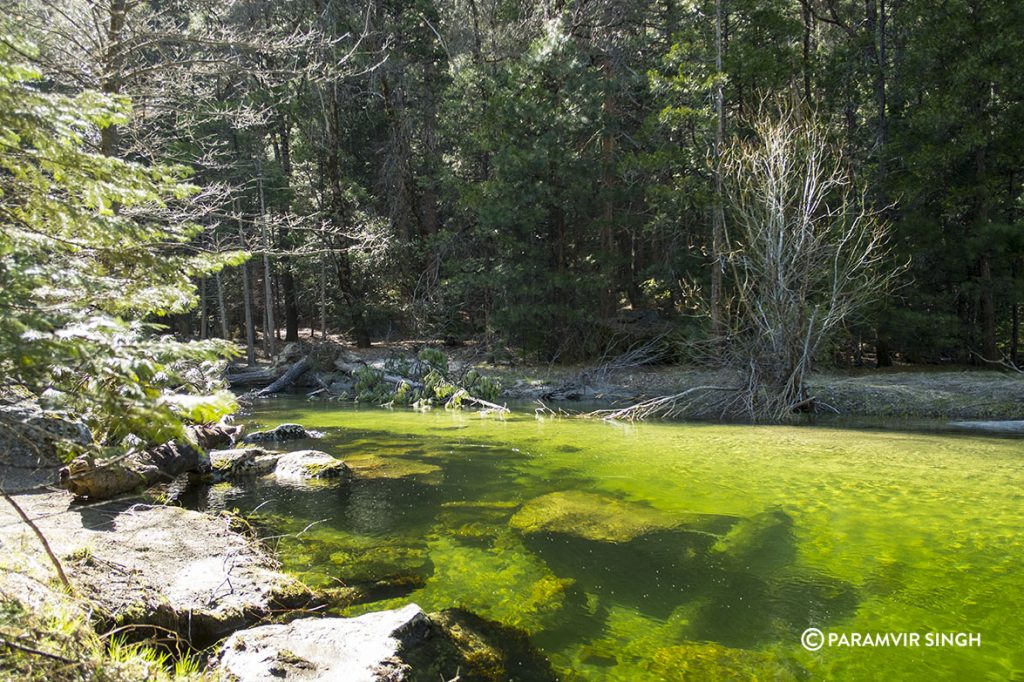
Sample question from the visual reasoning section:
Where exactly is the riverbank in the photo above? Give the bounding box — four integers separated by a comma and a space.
230, 338, 1024, 421
0, 418, 557, 681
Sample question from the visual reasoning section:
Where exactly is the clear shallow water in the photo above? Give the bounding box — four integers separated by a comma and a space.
184, 400, 1024, 680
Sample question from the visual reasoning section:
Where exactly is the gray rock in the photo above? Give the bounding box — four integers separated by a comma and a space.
209, 447, 281, 480
243, 423, 318, 443
0, 496, 313, 648
274, 450, 350, 482
0, 401, 92, 491
217, 603, 429, 681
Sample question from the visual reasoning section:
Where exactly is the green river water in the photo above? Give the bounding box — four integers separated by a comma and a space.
184, 400, 1024, 680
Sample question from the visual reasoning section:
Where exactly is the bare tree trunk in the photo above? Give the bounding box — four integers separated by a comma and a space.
980, 254, 997, 361
100, 0, 126, 156
237, 200, 256, 366
274, 114, 301, 343
216, 271, 230, 339
199, 276, 208, 340
320, 259, 328, 340
256, 153, 276, 357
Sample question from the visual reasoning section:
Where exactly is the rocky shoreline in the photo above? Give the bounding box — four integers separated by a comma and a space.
0, 415, 557, 681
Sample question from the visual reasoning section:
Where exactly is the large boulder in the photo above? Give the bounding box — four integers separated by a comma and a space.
0, 401, 92, 491
215, 605, 559, 682
274, 450, 350, 482
216, 604, 431, 681
243, 423, 318, 443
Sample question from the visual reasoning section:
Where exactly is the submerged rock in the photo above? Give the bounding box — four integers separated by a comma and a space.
344, 453, 443, 483
648, 642, 807, 681
511, 491, 698, 543
243, 423, 318, 443
329, 544, 432, 585
215, 604, 559, 682
273, 450, 350, 482
417, 609, 559, 682
710, 508, 796, 573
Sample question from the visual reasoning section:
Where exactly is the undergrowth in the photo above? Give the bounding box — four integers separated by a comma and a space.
0, 595, 211, 682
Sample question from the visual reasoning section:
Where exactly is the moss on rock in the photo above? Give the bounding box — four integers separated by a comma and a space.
510, 491, 684, 543
344, 454, 443, 483
648, 642, 808, 681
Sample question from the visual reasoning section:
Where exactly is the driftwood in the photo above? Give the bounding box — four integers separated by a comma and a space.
257, 356, 312, 396
446, 389, 509, 414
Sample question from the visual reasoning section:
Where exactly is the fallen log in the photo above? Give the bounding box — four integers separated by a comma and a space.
333, 360, 425, 389
58, 424, 236, 500
256, 356, 312, 397
226, 367, 282, 387
60, 441, 205, 500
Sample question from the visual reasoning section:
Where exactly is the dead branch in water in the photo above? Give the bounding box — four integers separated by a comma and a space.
590, 385, 738, 421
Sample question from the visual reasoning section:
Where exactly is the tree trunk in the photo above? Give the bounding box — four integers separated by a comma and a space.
100, 0, 127, 156
216, 272, 230, 339
256, 153, 276, 357
274, 114, 301, 343
257, 356, 311, 396
710, 0, 726, 335
324, 87, 371, 348
237, 201, 256, 366
979, 254, 997, 361
199, 276, 208, 340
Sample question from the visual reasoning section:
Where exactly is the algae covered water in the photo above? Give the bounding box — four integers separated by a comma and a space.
185, 400, 1024, 680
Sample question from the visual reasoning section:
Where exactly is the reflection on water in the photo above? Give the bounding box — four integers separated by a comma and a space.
180, 401, 1024, 681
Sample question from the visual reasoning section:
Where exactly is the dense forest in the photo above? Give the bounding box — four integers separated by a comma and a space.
5, 0, 1022, 372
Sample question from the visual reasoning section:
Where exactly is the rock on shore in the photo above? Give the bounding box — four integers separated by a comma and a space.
216, 604, 559, 682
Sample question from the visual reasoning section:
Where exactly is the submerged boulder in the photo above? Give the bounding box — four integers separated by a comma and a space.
215, 604, 559, 682
510, 491, 694, 543
273, 450, 350, 482
648, 642, 807, 681
243, 423, 317, 443
329, 544, 431, 585
710, 508, 796, 573
344, 453, 443, 483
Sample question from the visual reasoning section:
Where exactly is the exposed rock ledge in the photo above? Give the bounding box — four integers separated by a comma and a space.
0, 493, 315, 648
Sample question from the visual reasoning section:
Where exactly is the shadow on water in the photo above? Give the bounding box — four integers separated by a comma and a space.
523, 508, 858, 649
